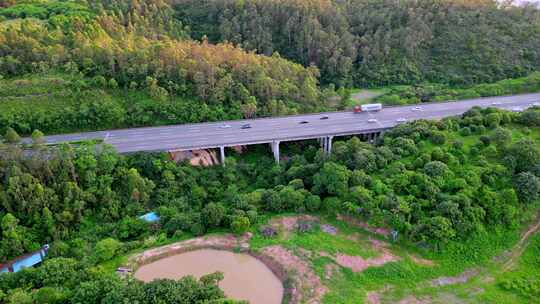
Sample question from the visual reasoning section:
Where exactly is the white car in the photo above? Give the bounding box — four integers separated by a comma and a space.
531, 102, 540, 107
396, 118, 407, 123
411, 106, 422, 111
368, 118, 378, 123
511, 107, 523, 112
219, 124, 232, 129
491, 102, 502, 106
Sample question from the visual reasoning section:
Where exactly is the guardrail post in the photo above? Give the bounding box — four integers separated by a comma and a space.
220, 146, 225, 166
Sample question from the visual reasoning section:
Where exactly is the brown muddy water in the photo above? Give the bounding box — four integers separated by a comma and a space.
134, 249, 284, 304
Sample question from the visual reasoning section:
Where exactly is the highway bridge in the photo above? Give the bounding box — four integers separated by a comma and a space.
35, 93, 540, 163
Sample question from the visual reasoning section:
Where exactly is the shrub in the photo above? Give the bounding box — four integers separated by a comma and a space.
514, 172, 540, 204
305, 194, 322, 212
94, 238, 121, 263
4, 127, 20, 144
519, 110, 540, 127
460, 127, 472, 136
424, 161, 448, 177
230, 216, 250, 235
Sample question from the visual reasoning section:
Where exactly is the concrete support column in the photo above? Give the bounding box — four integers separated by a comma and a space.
271, 141, 280, 164
327, 136, 334, 155
220, 146, 225, 166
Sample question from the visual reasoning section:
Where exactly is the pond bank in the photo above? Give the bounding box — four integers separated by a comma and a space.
126, 233, 298, 304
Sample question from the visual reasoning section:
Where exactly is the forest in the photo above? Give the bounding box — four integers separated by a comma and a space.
1, 105, 540, 302
1, 0, 540, 303
174, 0, 540, 87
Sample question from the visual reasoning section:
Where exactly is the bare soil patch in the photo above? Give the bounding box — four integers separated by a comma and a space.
409, 254, 435, 267
328, 238, 399, 272
430, 269, 480, 287
502, 219, 540, 271
261, 245, 327, 304
269, 215, 318, 238
366, 291, 381, 304
338, 214, 390, 237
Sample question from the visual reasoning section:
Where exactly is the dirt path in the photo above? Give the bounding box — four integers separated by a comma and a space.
369, 217, 540, 304
502, 219, 540, 271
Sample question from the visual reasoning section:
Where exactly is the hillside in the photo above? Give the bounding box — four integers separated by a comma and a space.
174, 0, 540, 87
0, 0, 326, 135
1, 1, 540, 304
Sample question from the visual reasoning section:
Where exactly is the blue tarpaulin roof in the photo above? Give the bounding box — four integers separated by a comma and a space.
139, 212, 160, 223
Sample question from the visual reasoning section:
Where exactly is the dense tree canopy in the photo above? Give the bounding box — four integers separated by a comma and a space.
174, 0, 540, 87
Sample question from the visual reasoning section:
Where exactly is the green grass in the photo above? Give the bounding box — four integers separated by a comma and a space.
247, 212, 535, 304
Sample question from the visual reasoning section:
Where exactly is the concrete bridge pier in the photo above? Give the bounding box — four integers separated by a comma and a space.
319, 136, 334, 155
326, 136, 333, 155
271, 141, 280, 164
220, 146, 226, 166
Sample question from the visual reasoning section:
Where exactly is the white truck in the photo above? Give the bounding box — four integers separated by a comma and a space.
354, 103, 383, 113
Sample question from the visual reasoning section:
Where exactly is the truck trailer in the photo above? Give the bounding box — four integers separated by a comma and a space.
354, 103, 383, 113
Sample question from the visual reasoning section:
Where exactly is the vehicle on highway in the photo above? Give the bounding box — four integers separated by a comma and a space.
411, 106, 423, 111
354, 103, 383, 113
396, 118, 407, 123
241, 124, 252, 129
299, 121, 309, 124
512, 107, 523, 112
531, 102, 540, 107
491, 102, 502, 106
320, 115, 329, 120
368, 118, 378, 123
219, 124, 232, 129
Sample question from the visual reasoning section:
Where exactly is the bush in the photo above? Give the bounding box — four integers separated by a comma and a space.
4, 127, 20, 144
519, 110, 540, 127
305, 194, 322, 212
429, 131, 446, 145
460, 127, 472, 136
479, 135, 491, 146
514, 172, 540, 204
93, 238, 121, 263
230, 216, 250, 235
424, 161, 448, 177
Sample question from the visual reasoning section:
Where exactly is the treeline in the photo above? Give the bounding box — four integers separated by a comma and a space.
0, 0, 325, 126
173, 0, 540, 87
376, 72, 540, 105
0, 258, 235, 303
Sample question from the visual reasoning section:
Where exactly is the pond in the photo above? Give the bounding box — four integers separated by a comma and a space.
134, 249, 284, 304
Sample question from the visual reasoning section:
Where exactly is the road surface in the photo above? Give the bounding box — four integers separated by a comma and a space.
33, 93, 540, 153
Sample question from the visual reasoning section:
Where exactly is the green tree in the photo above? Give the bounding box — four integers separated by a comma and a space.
514, 172, 540, 204
93, 238, 121, 263
4, 127, 20, 144
31, 129, 45, 146
0, 214, 27, 262
230, 216, 250, 235
313, 162, 351, 196
202, 203, 226, 227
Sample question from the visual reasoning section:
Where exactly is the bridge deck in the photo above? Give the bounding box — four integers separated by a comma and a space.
35, 93, 540, 153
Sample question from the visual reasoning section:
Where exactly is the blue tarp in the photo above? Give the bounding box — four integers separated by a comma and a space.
2, 245, 48, 273
12, 251, 43, 272
139, 212, 160, 223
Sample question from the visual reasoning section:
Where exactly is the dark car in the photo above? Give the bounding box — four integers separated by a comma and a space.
320, 116, 329, 120
241, 124, 252, 129
299, 121, 309, 124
